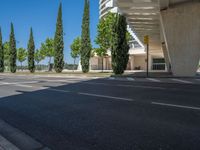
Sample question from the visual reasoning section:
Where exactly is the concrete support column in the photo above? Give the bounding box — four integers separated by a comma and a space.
161, 2, 200, 76
161, 43, 170, 72
130, 56, 134, 70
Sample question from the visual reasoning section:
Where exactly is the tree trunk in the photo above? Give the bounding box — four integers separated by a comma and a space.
21, 62, 23, 71
73, 58, 76, 72
101, 57, 104, 73
37, 62, 39, 71
48, 57, 52, 72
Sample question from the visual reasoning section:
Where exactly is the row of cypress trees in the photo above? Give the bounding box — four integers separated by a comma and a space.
80, 0, 92, 73
0, 3, 64, 73
80, 0, 129, 74
0, 1, 129, 74
0, 28, 3, 72
0, 25, 35, 73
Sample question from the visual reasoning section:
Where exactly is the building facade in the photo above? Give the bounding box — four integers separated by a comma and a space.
114, 0, 200, 76
86, 0, 166, 72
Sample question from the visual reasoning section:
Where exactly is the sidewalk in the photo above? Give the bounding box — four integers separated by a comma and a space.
0, 119, 50, 150
0, 135, 20, 150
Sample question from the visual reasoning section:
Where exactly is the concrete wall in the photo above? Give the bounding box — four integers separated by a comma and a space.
133, 55, 146, 70
161, 2, 200, 76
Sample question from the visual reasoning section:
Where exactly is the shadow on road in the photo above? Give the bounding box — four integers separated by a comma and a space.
0, 78, 200, 150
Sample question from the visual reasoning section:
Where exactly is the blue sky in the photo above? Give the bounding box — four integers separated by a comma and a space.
0, 0, 99, 64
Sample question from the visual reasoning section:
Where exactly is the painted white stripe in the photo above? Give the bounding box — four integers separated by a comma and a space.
45, 88, 134, 101
118, 84, 165, 90
38, 79, 80, 83
171, 79, 192, 84
79, 92, 134, 101
47, 88, 70, 93
15, 81, 39, 84
146, 78, 161, 82
0, 81, 38, 85
14, 84, 33, 88
108, 77, 115, 80
83, 81, 166, 90
0, 81, 36, 87
83, 82, 108, 86
127, 77, 135, 81
152, 102, 200, 111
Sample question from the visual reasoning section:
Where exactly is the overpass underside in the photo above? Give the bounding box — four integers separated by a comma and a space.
116, 0, 200, 77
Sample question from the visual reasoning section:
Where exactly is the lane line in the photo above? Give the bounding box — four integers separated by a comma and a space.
108, 77, 115, 80
83, 82, 108, 86
146, 78, 161, 82
117, 84, 166, 90
0, 81, 40, 88
127, 77, 135, 81
79, 92, 134, 101
47, 88, 70, 93
0, 81, 38, 85
171, 79, 192, 84
45, 88, 134, 101
36, 79, 81, 83
13, 84, 33, 88
83, 81, 166, 90
151, 102, 200, 111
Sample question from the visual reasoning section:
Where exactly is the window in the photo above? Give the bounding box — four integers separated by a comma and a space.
152, 58, 166, 70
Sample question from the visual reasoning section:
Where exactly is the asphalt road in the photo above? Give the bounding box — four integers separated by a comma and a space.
0, 75, 200, 150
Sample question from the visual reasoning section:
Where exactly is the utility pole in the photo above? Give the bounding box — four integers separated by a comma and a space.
144, 35, 149, 77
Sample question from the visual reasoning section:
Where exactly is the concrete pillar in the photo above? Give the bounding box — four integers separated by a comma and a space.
130, 56, 134, 70
161, 2, 200, 76
161, 43, 170, 72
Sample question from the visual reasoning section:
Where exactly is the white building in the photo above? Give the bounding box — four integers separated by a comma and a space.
80, 0, 200, 76
112, 0, 200, 76
88, 0, 166, 72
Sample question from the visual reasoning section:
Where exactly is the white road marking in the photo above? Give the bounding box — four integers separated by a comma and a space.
109, 77, 115, 80
146, 78, 161, 82
0, 81, 38, 84
152, 102, 200, 111
83, 82, 108, 86
13, 84, 33, 88
0, 81, 39, 88
47, 88, 70, 93
171, 79, 192, 84
117, 84, 166, 90
83, 81, 166, 90
79, 92, 134, 101
127, 77, 135, 81
37, 79, 80, 83
45, 88, 134, 101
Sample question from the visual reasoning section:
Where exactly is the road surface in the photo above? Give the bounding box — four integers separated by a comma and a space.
0, 75, 200, 150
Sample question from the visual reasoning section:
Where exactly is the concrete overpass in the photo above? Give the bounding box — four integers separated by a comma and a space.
116, 0, 200, 76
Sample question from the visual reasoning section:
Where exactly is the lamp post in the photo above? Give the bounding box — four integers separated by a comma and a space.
144, 35, 149, 77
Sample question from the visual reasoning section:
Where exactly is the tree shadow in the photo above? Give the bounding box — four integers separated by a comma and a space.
0, 78, 200, 150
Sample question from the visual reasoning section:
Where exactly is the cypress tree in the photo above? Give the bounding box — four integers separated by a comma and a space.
111, 14, 129, 75
80, 0, 92, 73
0, 27, 4, 72
54, 3, 64, 73
28, 28, 35, 73
9, 23, 17, 73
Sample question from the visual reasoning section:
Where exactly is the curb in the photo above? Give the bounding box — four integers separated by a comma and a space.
0, 119, 50, 150
0, 73, 105, 79
0, 135, 20, 150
